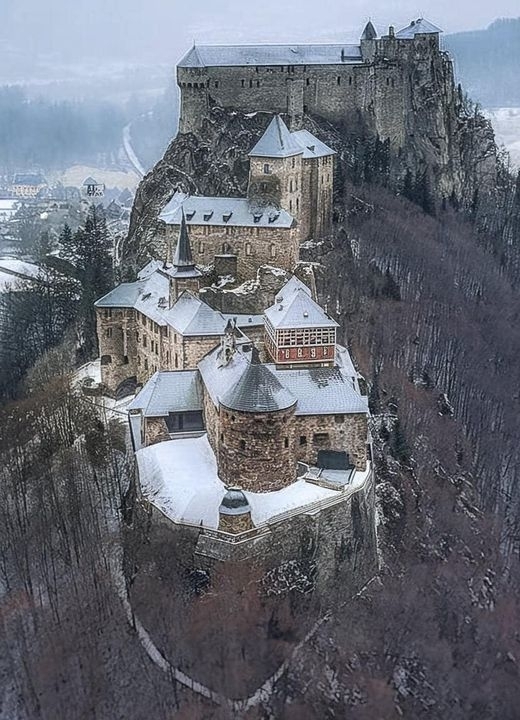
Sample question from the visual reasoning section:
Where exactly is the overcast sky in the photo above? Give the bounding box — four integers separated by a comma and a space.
2, 0, 519, 64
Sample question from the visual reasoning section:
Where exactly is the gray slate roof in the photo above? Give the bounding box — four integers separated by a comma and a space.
96, 269, 227, 337
265, 287, 338, 330
396, 18, 443, 39
164, 291, 228, 336
250, 116, 303, 158
198, 345, 252, 407
13, 173, 46, 186
221, 360, 296, 414
178, 44, 362, 68
160, 192, 294, 229
361, 21, 378, 41
250, 116, 335, 159
292, 130, 336, 159
128, 370, 203, 417
220, 488, 251, 515
269, 366, 368, 415
276, 275, 312, 301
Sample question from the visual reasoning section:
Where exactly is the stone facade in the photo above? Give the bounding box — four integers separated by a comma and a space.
160, 217, 300, 281
218, 511, 254, 534
217, 405, 298, 492
177, 30, 445, 153
96, 307, 138, 394
294, 413, 368, 470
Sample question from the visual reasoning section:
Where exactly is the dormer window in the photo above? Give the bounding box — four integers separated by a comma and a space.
253, 213, 263, 224
222, 212, 233, 223
203, 211, 214, 221
186, 210, 195, 221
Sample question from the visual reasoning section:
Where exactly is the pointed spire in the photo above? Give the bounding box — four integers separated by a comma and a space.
361, 20, 378, 41
249, 115, 303, 159
173, 209, 196, 269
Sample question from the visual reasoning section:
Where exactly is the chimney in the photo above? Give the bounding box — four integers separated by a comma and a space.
389, 26, 395, 39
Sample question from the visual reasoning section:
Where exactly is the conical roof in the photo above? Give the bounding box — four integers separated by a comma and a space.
361, 21, 377, 41
249, 116, 303, 159
170, 210, 202, 279
221, 352, 296, 413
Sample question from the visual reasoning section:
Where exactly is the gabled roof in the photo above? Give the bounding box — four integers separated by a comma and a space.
164, 290, 228, 336
128, 370, 203, 417
396, 18, 443, 39
291, 130, 336, 159
361, 21, 378, 41
220, 355, 296, 413
178, 44, 362, 69
249, 116, 304, 159
160, 192, 294, 229
265, 288, 339, 330
83, 176, 98, 186
96, 267, 226, 336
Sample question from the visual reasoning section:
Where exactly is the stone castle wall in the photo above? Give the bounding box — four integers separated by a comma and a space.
177, 34, 446, 154
97, 308, 138, 393
123, 466, 378, 698
294, 412, 368, 470
218, 405, 298, 492
161, 221, 300, 281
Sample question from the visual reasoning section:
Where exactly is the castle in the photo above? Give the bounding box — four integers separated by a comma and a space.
177, 18, 445, 149
92, 20, 413, 697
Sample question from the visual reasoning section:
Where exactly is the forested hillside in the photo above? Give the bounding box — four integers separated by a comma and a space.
447, 18, 520, 106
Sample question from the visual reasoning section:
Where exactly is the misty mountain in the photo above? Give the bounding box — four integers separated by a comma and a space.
446, 18, 520, 106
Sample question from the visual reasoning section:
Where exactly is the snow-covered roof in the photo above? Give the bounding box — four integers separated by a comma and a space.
265, 287, 339, 330
83, 176, 98, 186
221, 357, 296, 414
128, 370, 203, 417
276, 274, 312, 301
396, 18, 443, 39
361, 21, 378, 41
198, 345, 252, 407
178, 43, 362, 69
249, 116, 303, 158
249, 117, 335, 160
291, 129, 336, 159
95, 268, 227, 336
136, 434, 340, 529
164, 291, 228, 336
12, 173, 46, 186
160, 192, 295, 229
269, 366, 368, 415
223, 313, 265, 328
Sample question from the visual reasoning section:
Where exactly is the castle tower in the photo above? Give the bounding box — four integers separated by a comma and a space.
218, 348, 298, 492
248, 115, 304, 217
167, 210, 202, 306
218, 488, 254, 534
360, 20, 378, 62
264, 286, 339, 368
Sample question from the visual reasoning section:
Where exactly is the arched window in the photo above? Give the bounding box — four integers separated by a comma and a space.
222, 242, 232, 253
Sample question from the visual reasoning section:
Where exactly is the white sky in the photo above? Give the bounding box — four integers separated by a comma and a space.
2, 0, 519, 63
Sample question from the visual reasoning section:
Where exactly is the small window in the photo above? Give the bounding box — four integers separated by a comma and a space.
241, 79, 245, 87
313, 433, 329, 444
144, 358, 148, 370
270, 244, 276, 258
240, 439, 246, 450
337, 76, 341, 85
263, 163, 270, 174
143, 336, 147, 348
284, 437, 289, 448
300, 435, 307, 446
100, 355, 112, 366
220, 433, 224, 442
105, 328, 113, 339
123, 356, 129, 365
214, 81, 219, 88
306, 78, 310, 86
257, 80, 260, 88
335, 415, 345, 424
249, 79, 253, 88
245, 242, 252, 256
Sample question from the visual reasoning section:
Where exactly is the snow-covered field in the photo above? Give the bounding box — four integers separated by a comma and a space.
485, 108, 520, 169
52, 165, 141, 191
0, 258, 41, 292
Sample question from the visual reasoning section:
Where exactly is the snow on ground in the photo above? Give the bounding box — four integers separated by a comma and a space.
75, 359, 102, 386
55, 165, 141, 191
485, 107, 520, 169
0, 258, 41, 292
135, 434, 365, 530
